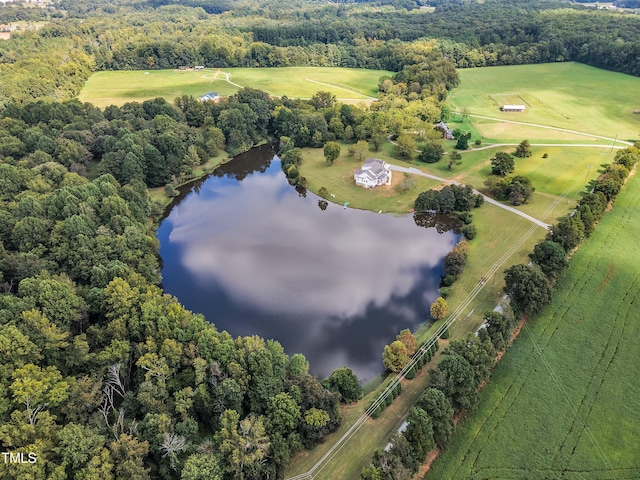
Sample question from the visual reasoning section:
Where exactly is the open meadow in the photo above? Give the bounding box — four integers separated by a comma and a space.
426, 172, 640, 479
450, 62, 640, 142
79, 66, 390, 108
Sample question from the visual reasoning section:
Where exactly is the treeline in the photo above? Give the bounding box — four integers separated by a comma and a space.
504, 144, 640, 318
0, 66, 454, 189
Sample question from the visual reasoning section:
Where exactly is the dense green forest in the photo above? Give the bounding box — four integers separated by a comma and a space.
1, 0, 640, 479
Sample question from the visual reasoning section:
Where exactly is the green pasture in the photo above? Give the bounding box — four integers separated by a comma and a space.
449, 62, 640, 142
79, 67, 390, 108
427, 173, 640, 479
385, 140, 616, 224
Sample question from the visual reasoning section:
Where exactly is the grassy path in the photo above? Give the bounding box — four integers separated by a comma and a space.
466, 114, 634, 146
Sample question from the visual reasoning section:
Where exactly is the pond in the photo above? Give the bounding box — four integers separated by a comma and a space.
157, 144, 460, 382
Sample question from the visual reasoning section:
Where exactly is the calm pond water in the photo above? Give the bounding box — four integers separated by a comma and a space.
157, 144, 460, 381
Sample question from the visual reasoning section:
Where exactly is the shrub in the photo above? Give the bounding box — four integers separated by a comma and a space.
442, 274, 456, 286
457, 211, 472, 224
438, 286, 452, 298
164, 184, 178, 197
462, 224, 477, 240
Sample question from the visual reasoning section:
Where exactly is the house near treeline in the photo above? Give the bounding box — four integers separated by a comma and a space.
435, 121, 455, 140
198, 92, 220, 103
501, 104, 526, 112
354, 158, 392, 188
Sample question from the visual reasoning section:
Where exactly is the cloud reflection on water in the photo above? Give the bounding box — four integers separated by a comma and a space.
168, 172, 455, 319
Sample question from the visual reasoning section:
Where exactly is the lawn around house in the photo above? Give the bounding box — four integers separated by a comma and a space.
79, 66, 390, 108
298, 145, 440, 213
426, 172, 640, 479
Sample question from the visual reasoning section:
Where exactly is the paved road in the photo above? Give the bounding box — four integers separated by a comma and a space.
388, 164, 552, 229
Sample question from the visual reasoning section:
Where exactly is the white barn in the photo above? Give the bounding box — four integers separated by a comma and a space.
501, 104, 526, 112
354, 158, 392, 189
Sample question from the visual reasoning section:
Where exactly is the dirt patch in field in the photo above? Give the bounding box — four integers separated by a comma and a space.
412, 448, 441, 479
596, 263, 615, 292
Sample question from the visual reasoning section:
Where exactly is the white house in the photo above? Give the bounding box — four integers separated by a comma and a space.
501, 104, 526, 112
354, 158, 392, 189
198, 91, 220, 103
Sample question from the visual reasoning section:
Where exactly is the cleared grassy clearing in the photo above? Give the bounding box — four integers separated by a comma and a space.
298, 144, 441, 213
79, 67, 390, 108
396, 143, 615, 224
427, 173, 640, 479
469, 119, 609, 142
450, 62, 640, 142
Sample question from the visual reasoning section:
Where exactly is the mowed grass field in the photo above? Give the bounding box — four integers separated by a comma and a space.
427, 172, 640, 479
79, 67, 390, 108
450, 62, 640, 142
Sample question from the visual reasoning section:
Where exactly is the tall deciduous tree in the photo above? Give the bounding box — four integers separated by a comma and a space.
529, 240, 569, 278
217, 410, 270, 480
430, 297, 449, 320
515, 139, 532, 158
429, 354, 477, 412
490, 152, 515, 176
504, 264, 552, 316
404, 407, 435, 463
323, 141, 341, 165
396, 134, 416, 158
417, 388, 455, 446
418, 142, 444, 163
349, 140, 369, 161
382, 340, 410, 373
323, 366, 362, 403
